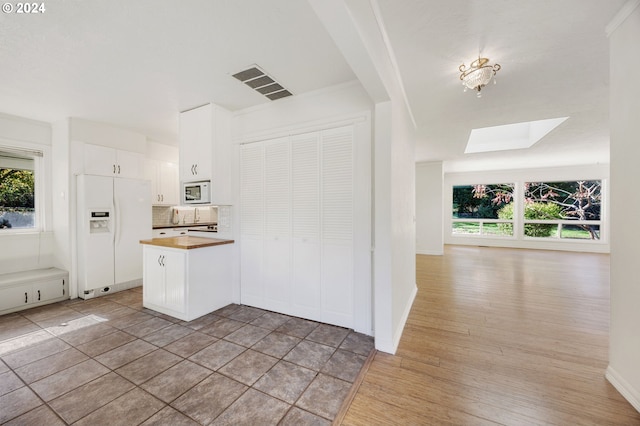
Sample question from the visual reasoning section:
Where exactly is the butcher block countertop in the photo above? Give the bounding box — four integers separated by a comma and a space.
140, 236, 234, 250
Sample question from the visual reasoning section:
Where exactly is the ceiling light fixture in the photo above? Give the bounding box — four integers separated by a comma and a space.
459, 57, 501, 98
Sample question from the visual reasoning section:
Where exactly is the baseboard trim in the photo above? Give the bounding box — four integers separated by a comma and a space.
392, 283, 418, 351
606, 365, 640, 413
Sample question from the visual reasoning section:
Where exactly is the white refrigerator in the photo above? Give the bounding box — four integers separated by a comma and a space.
77, 174, 151, 299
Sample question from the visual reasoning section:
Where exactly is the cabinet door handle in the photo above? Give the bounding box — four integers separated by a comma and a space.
158, 255, 162, 266
161, 255, 165, 266
190, 164, 195, 175
63, 278, 65, 296
38, 290, 41, 301
113, 164, 116, 174
194, 164, 198, 175
25, 292, 28, 303
118, 165, 121, 174
161, 194, 164, 202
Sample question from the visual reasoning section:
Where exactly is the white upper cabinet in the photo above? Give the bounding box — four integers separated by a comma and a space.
158, 162, 180, 205
83, 143, 144, 179
179, 104, 212, 182
178, 103, 233, 204
145, 159, 179, 206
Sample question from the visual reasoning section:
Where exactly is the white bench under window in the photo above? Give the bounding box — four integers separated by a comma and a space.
0, 268, 69, 315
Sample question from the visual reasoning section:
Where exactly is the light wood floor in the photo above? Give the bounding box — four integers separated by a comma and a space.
341, 245, 640, 425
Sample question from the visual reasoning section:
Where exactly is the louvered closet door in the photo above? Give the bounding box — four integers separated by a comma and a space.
263, 138, 291, 312
321, 126, 354, 327
291, 132, 321, 321
240, 143, 264, 307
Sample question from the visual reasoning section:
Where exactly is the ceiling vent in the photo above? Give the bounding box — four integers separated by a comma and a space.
231, 66, 292, 101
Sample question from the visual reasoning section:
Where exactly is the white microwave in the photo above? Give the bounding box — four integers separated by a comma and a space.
182, 180, 211, 204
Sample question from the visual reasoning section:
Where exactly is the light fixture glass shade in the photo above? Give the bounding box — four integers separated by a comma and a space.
461, 67, 494, 90
459, 57, 501, 96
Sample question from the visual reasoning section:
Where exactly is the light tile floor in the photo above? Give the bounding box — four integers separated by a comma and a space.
0, 288, 374, 425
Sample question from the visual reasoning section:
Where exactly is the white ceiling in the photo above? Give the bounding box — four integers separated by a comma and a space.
376, 0, 626, 170
0, 0, 627, 170
0, 0, 355, 143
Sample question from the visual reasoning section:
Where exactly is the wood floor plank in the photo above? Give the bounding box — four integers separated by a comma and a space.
340, 246, 640, 425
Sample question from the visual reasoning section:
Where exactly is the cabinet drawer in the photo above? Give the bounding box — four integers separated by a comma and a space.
35, 278, 67, 303
152, 229, 189, 238
0, 286, 31, 311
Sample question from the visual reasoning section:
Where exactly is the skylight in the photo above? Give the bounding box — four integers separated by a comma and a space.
465, 117, 568, 154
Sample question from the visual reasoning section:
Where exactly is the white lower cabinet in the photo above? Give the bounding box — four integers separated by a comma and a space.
143, 246, 185, 315
0, 268, 69, 315
0, 286, 32, 312
142, 244, 233, 321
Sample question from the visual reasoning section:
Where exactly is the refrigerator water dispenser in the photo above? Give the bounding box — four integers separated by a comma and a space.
89, 211, 111, 233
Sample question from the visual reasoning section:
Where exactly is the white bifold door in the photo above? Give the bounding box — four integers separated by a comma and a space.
240, 125, 367, 331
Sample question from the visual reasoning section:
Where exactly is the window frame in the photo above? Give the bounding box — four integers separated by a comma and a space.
0, 143, 45, 234
520, 180, 603, 241
449, 179, 607, 245
451, 183, 517, 239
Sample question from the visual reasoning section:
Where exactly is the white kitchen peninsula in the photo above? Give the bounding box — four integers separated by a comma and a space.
140, 236, 234, 321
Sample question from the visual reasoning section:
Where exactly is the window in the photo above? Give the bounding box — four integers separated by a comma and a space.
450, 180, 603, 241
452, 184, 514, 236
523, 180, 601, 240
0, 148, 40, 231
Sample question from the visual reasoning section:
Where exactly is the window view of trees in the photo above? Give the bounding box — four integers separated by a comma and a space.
452, 180, 602, 240
452, 184, 514, 218
452, 184, 514, 236
524, 181, 601, 239
0, 155, 36, 229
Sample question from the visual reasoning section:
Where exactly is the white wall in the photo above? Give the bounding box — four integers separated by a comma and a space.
0, 113, 51, 146
70, 118, 147, 153
51, 120, 70, 274
307, 0, 418, 353
373, 99, 417, 353
607, 0, 640, 412
308, 0, 419, 353
147, 140, 179, 163
443, 164, 610, 253
0, 112, 55, 274
416, 162, 443, 255
233, 81, 372, 143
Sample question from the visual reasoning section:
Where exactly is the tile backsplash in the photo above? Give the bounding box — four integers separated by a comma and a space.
152, 206, 218, 227
152, 206, 173, 227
